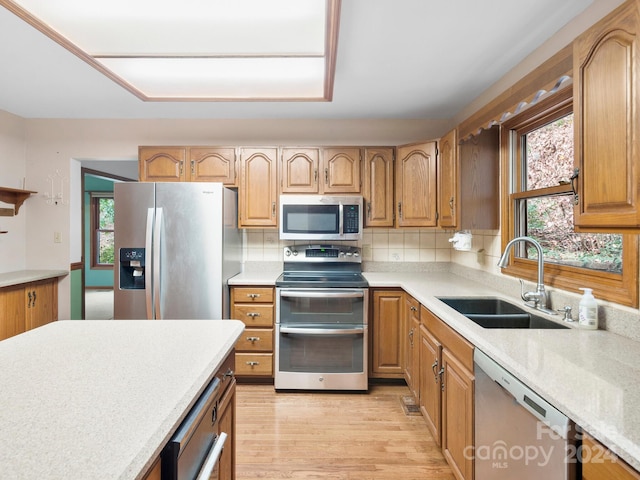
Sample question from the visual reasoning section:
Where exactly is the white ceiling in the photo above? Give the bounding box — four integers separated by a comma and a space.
0, 0, 594, 120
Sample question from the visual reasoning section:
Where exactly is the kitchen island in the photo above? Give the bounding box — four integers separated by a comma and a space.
0, 319, 244, 479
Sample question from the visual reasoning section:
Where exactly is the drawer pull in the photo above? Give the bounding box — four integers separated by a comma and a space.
246, 361, 260, 366
246, 312, 261, 318
247, 293, 261, 299
246, 336, 261, 342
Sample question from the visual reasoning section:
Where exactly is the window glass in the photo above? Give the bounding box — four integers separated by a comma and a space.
95, 196, 114, 266
515, 111, 622, 274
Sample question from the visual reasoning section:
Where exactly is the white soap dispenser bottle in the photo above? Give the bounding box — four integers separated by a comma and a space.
578, 288, 598, 330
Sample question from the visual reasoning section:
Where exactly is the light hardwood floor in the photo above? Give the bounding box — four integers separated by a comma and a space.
236, 383, 455, 480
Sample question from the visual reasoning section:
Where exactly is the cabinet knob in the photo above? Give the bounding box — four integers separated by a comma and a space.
246, 361, 260, 366
247, 293, 261, 299
246, 336, 261, 342
246, 312, 261, 318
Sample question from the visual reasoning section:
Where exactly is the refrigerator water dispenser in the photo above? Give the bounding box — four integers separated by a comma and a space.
119, 248, 145, 289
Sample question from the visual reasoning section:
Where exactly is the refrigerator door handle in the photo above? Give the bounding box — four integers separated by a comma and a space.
153, 208, 163, 319
145, 208, 155, 320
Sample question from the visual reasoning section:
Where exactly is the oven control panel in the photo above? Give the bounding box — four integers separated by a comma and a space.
283, 244, 361, 263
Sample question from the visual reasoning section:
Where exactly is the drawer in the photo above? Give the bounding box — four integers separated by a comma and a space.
232, 304, 274, 327
236, 328, 274, 352
236, 353, 273, 376
232, 287, 274, 303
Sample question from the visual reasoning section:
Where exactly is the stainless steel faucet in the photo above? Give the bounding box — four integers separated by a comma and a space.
498, 236, 551, 312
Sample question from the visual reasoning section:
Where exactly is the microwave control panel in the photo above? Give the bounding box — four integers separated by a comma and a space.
343, 205, 360, 233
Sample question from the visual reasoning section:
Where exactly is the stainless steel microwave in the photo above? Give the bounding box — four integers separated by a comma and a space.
279, 195, 363, 241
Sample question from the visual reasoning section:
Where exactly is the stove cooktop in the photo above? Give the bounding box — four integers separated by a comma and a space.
275, 272, 369, 288
277, 245, 368, 288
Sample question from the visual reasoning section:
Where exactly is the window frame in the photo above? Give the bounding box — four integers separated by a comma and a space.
90, 193, 115, 270
500, 87, 638, 307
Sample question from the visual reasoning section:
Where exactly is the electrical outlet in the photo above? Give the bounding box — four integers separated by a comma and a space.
476, 248, 485, 264
362, 245, 372, 258
54, 232, 62, 243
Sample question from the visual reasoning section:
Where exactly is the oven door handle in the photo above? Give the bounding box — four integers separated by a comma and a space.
279, 291, 364, 299
195, 431, 228, 480
280, 326, 365, 335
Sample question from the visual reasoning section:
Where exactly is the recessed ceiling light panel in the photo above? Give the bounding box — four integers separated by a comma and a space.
0, 0, 340, 100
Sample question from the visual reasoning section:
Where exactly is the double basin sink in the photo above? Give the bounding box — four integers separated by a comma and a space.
438, 297, 568, 329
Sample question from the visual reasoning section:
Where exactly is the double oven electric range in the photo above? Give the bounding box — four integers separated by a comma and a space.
275, 245, 369, 391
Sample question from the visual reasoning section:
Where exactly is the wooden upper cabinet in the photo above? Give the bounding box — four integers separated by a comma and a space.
139, 147, 237, 184
459, 125, 499, 230
239, 148, 278, 228
363, 147, 394, 227
280, 148, 320, 193
395, 141, 437, 227
322, 147, 362, 193
139, 147, 187, 182
189, 147, 237, 185
438, 129, 458, 229
574, 0, 640, 231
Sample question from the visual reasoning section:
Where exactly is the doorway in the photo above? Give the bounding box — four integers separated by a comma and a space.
80, 162, 137, 319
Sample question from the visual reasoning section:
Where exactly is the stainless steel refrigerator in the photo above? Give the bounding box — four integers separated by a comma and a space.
113, 182, 242, 320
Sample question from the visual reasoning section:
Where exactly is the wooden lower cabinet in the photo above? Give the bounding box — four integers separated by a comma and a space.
0, 278, 58, 341
231, 286, 275, 378
218, 378, 236, 480
404, 294, 420, 399
141, 458, 161, 480
419, 323, 442, 446
441, 348, 474, 480
421, 305, 474, 480
582, 434, 640, 480
370, 289, 404, 378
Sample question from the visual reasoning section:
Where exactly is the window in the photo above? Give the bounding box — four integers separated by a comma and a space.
91, 194, 114, 268
501, 87, 638, 307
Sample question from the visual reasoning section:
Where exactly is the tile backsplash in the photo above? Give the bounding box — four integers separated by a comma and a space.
242, 228, 502, 267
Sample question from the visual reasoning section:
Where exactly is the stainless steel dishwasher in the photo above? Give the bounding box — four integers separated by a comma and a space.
474, 349, 577, 479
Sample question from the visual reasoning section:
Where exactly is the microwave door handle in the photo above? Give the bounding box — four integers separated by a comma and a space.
280, 326, 364, 335
339, 203, 344, 237
195, 432, 228, 480
280, 291, 364, 299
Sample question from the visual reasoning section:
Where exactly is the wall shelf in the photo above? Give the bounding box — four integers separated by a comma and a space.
0, 187, 37, 216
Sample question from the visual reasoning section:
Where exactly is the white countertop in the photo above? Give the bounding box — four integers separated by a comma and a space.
231, 266, 640, 470
0, 319, 244, 480
0, 269, 68, 288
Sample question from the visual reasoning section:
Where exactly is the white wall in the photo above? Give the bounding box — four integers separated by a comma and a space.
0, 110, 27, 272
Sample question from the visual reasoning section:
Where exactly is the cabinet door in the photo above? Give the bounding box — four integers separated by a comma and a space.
442, 348, 474, 480
419, 324, 442, 447
239, 148, 278, 227
582, 433, 640, 480
370, 290, 404, 378
138, 147, 187, 182
0, 284, 26, 340
218, 379, 236, 480
26, 280, 57, 331
395, 142, 437, 227
403, 294, 420, 399
189, 147, 237, 185
574, 0, 640, 231
363, 147, 394, 227
322, 148, 361, 193
438, 129, 458, 229
459, 126, 499, 230
281, 148, 320, 193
